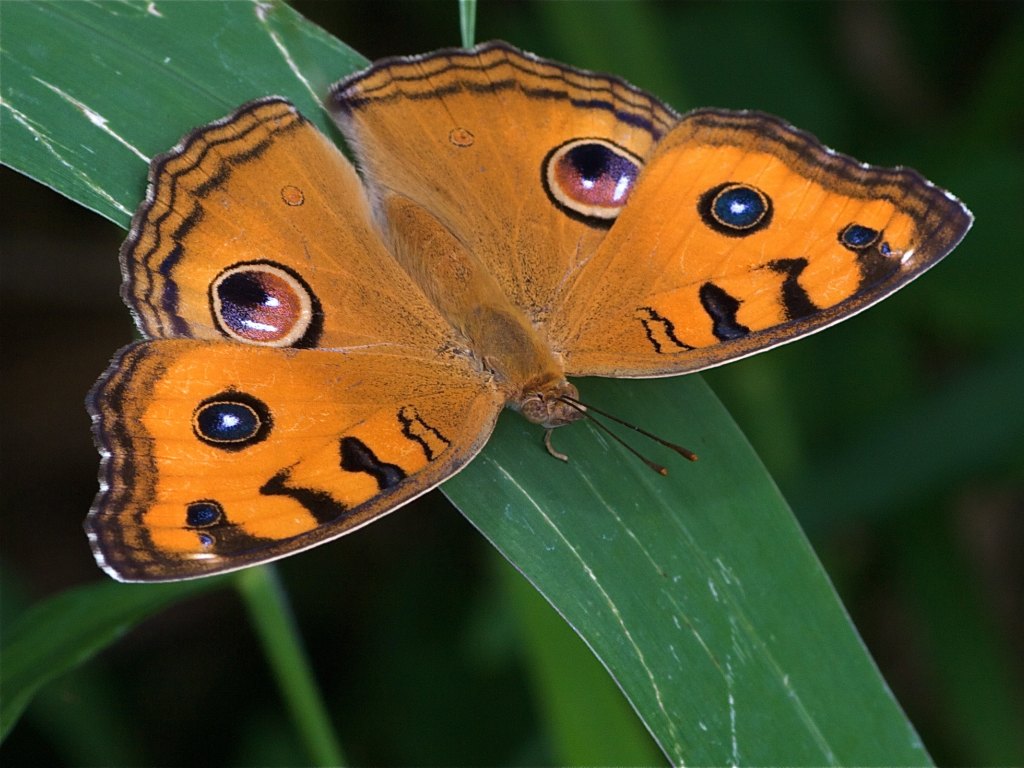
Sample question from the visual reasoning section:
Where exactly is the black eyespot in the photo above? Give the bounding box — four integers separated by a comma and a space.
542, 138, 642, 227
838, 223, 882, 251
698, 182, 773, 236
186, 500, 223, 528
210, 260, 321, 347
193, 391, 272, 450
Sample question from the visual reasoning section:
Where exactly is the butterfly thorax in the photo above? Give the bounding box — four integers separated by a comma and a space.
385, 194, 582, 429
462, 304, 582, 428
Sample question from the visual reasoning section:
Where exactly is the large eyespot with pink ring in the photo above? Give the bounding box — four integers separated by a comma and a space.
209, 260, 321, 347
541, 138, 643, 227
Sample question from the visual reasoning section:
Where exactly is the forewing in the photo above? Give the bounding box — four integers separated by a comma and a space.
123, 97, 449, 352
329, 41, 678, 320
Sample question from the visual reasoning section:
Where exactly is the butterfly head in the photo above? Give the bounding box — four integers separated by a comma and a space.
518, 378, 585, 429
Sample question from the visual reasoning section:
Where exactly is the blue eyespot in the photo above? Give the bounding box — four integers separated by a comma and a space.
193, 392, 271, 450
698, 182, 772, 236
713, 187, 764, 227
186, 500, 223, 528
839, 223, 881, 250
196, 402, 258, 441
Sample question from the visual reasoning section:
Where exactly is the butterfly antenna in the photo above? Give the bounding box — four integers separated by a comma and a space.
558, 398, 670, 476
562, 395, 699, 463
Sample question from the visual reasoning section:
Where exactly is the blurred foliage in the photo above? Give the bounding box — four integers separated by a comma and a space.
1, 1, 1022, 765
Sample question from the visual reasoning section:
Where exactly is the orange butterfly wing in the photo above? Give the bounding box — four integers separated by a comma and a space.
88, 341, 502, 581
123, 97, 448, 352
329, 41, 677, 318
550, 110, 973, 376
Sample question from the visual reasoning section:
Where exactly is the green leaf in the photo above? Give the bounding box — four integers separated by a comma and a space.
454, 377, 928, 765
494, 551, 665, 764
0, 0, 366, 226
0, 578, 224, 739
1, 2, 929, 764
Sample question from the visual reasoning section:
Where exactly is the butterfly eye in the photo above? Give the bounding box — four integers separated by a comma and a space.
698, 182, 773, 236
838, 223, 882, 251
542, 138, 642, 226
210, 260, 320, 347
192, 392, 272, 450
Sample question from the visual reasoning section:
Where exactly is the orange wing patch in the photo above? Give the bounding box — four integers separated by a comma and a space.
88, 340, 502, 581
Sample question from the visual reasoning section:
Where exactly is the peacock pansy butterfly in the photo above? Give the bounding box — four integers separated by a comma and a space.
87, 41, 972, 582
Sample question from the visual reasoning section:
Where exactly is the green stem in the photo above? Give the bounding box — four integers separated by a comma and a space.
459, 0, 477, 47
235, 566, 345, 767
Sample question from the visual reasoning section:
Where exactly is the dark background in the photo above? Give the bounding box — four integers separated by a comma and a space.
2, 2, 1022, 764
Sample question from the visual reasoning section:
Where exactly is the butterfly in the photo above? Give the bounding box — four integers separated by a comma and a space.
87, 41, 972, 582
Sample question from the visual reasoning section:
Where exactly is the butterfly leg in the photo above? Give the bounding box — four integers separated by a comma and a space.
544, 429, 569, 463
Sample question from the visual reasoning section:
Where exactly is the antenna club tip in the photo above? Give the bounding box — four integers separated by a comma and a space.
670, 446, 699, 462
